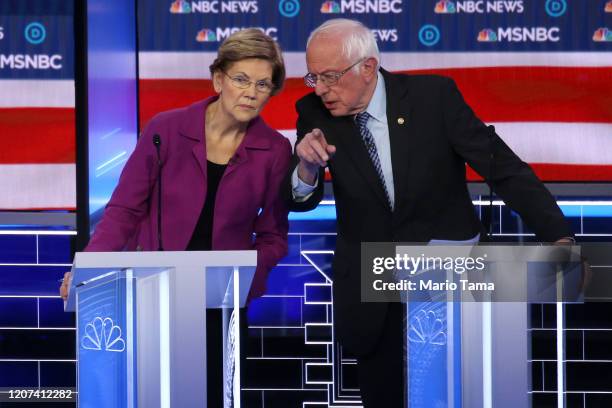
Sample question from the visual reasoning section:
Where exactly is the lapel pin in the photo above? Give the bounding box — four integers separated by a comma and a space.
397, 117, 405, 125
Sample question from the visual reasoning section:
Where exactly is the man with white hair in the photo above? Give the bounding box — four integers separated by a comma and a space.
289, 18, 573, 406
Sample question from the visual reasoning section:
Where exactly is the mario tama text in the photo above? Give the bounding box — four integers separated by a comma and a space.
374, 277, 494, 292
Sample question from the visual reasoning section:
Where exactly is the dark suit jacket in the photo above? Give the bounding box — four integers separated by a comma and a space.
288, 69, 572, 356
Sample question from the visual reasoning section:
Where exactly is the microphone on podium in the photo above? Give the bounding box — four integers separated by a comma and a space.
152, 134, 164, 251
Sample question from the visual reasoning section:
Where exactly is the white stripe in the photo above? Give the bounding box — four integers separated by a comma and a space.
472, 200, 612, 206
378, 52, 612, 71
316, 200, 612, 207
0, 80, 75, 107
277, 123, 612, 165
492, 122, 612, 164
0, 359, 77, 362
0, 327, 75, 330
278, 129, 297, 148
0, 263, 72, 266
0, 164, 75, 209
557, 300, 565, 408
138, 52, 612, 79
139, 52, 214, 79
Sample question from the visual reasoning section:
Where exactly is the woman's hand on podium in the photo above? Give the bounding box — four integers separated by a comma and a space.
59, 271, 72, 301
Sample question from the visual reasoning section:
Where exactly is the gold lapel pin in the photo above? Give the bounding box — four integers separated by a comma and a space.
397, 117, 405, 125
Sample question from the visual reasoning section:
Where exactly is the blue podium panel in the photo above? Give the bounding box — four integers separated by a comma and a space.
407, 299, 462, 408
68, 251, 257, 407
77, 272, 135, 408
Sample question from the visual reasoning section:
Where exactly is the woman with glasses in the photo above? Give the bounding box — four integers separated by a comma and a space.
60, 29, 290, 405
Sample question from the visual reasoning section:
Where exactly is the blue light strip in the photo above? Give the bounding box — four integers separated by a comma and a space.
288, 201, 612, 221
558, 205, 612, 217
288, 205, 336, 221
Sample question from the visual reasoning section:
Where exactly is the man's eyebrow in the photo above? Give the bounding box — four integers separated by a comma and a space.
307, 68, 339, 76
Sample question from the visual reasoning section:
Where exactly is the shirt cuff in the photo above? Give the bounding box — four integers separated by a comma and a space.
292, 167, 318, 202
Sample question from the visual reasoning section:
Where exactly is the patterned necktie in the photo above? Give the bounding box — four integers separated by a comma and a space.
355, 111, 392, 207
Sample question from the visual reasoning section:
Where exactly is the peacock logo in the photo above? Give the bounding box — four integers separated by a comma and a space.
408, 310, 447, 346
593, 27, 612, 42
320, 1, 341, 13
81, 317, 126, 352
477, 28, 498, 42
196, 28, 217, 42
434, 0, 456, 13
169, 0, 191, 14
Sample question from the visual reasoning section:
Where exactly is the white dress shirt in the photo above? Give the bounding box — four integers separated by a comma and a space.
292, 72, 395, 209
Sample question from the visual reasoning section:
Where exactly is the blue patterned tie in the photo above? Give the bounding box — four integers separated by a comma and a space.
355, 111, 392, 207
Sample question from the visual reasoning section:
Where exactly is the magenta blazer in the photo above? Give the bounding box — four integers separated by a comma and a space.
86, 97, 292, 298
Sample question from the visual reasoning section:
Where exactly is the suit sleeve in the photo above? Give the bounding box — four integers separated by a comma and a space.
441, 77, 573, 242
250, 137, 292, 298
85, 119, 161, 251
284, 99, 325, 212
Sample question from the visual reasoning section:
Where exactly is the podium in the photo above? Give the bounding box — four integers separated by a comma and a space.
393, 245, 583, 408
64, 250, 257, 408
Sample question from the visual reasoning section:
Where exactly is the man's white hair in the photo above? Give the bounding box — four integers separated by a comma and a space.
307, 19, 380, 69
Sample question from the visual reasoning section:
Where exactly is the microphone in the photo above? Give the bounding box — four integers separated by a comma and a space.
152, 134, 164, 251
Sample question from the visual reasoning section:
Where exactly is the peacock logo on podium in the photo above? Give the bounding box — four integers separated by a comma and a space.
408, 310, 447, 346
80, 317, 126, 353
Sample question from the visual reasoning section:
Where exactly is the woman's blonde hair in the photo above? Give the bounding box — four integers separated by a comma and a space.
209, 28, 286, 95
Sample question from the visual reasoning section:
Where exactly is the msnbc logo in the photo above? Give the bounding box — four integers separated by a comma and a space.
320, 0, 402, 14
321, 1, 341, 13
478, 27, 559, 42
170, 0, 191, 13
196, 27, 278, 42
593, 28, 612, 42
606, 1, 612, 12
477, 29, 497, 42
434, 0, 456, 13
196, 29, 217, 42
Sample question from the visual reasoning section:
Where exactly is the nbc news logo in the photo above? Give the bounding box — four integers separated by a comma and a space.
435, 0, 524, 14
170, 0, 258, 14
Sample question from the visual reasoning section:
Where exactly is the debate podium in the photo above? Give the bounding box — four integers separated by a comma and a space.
65, 250, 257, 408
400, 245, 582, 408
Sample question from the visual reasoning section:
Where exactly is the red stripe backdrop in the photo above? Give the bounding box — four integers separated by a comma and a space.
138, 67, 612, 129
0, 108, 75, 164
